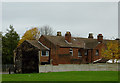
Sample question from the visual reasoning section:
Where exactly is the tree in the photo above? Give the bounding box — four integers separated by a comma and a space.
101, 41, 119, 63
40, 25, 54, 36
17, 26, 54, 47
17, 27, 40, 47
2, 25, 20, 64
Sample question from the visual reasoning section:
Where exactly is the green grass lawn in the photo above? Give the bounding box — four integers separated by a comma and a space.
2, 71, 118, 81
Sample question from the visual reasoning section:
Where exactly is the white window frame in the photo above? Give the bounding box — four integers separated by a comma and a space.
69, 48, 73, 56
41, 51, 49, 56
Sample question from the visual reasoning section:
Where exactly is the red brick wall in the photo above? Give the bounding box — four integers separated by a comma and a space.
57, 47, 87, 64
57, 47, 71, 64
87, 50, 92, 63
39, 35, 105, 65
92, 43, 104, 62
56, 43, 105, 64
39, 36, 58, 65
40, 56, 49, 62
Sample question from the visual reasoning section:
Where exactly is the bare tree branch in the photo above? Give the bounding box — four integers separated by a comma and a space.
39, 25, 54, 36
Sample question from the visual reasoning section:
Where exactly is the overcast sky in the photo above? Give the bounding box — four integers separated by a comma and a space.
2, 2, 118, 39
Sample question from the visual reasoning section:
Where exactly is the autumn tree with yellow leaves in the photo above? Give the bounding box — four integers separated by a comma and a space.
17, 25, 54, 47
17, 27, 40, 47
101, 41, 119, 63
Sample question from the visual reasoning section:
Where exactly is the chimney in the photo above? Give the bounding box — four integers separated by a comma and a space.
65, 31, 71, 43
88, 33, 93, 39
57, 31, 62, 36
97, 34, 103, 42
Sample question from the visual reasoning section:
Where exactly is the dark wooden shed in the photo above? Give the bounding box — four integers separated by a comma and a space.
14, 40, 49, 73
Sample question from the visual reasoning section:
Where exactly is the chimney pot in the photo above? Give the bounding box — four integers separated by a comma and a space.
57, 31, 61, 36
88, 33, 93, 39
97, 34, 103, 42
65, 31, 71, 43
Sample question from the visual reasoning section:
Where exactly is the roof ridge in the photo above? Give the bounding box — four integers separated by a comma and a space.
42, 35, 114, 41
43, 35, 97, 40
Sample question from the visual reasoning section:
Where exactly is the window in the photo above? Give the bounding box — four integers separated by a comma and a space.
96, 50, 99, 56
84, 50, 88, 56
46, 51, 49, 56
78, 50, 82, 57
41, 51, 49, 56
69, 48, 73, 56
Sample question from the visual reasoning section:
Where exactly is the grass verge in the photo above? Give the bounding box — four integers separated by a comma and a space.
2, 71, 118, 81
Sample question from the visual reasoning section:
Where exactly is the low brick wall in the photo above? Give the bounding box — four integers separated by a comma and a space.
39, 63, 118, 73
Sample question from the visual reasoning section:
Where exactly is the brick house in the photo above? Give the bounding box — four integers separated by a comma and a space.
14, 31, 115, 73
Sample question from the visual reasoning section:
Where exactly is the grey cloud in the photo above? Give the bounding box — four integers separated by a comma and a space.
2, 2, 118, 39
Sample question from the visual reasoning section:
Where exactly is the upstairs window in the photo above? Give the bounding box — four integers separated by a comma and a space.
78, 50, 82, 57
42, 51, 49, 56
84, 50, 88, 56
96, 50, 99, 56
69, 48, 73, 56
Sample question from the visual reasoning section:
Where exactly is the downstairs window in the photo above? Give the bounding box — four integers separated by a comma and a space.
41, 51, 49, 56
78, 50, 82, 57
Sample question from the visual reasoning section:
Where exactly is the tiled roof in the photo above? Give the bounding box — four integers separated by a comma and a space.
43, 35, 85, 48
26, 40, 48, 50
43, 35, 114, 49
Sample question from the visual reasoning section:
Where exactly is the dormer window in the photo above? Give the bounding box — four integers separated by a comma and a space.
69, 48, 73, 56
96, 50, 99, 56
